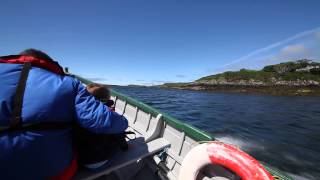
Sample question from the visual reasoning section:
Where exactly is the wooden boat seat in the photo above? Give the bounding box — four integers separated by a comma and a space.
74, 137, 170, 180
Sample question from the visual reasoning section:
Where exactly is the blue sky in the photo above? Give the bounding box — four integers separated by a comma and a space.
1, 0, 320, 85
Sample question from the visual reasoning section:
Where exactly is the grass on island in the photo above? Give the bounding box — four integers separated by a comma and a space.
197, 60, 320, 82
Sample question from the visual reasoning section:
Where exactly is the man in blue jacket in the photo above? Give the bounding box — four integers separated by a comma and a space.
0, 49, 128, 179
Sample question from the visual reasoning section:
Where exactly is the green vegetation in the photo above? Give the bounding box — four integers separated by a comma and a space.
197, 60, 320, 83
197, 69, 274, 82
262, 59, 320, 73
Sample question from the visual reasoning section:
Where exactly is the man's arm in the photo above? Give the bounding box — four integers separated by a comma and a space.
73, 79, 128, 134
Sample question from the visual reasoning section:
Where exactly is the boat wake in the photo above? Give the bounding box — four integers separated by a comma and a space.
215, 135, 265, 152
216, 135, 317, 180
285, 172, 312, 180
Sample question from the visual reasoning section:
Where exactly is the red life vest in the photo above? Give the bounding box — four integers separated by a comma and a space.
0, 54, 70, 134
0, 55, 64, 75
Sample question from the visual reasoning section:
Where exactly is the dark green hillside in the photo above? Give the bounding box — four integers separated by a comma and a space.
197, 69, 274, 82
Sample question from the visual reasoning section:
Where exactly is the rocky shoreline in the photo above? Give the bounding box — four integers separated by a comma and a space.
159, 83, 320, 96
158, 83, 320, 96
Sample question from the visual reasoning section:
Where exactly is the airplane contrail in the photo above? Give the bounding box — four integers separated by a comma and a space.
220, 27, 320, 68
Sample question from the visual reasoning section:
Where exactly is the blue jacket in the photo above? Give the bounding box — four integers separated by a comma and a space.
0, 63, 128, 179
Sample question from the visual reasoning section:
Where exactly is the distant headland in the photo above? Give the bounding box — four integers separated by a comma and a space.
158, 59, 320, 96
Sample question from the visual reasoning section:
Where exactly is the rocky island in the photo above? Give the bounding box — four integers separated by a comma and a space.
160, 59, 320, 96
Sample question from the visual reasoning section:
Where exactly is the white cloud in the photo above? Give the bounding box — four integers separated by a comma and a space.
139, 82, 155, 86
176, 74, 186, 78
316, 31, 320, 40
262, 40, 320, 66
204, 27, 320, 75
86, 77, 108, 82
219, 27, 320, 69
279, 44, 309, 58
259, 44, 312, 65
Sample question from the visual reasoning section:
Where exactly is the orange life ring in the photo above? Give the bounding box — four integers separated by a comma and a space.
179, 141, 274, 180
